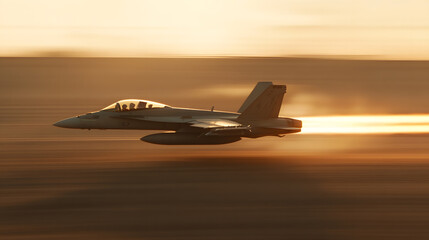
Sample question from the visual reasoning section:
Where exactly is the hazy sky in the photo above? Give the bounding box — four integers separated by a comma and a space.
1, 0, 429, 58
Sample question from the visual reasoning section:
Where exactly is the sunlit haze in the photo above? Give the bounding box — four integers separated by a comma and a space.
2, 2, 429, 239
1, 0, 429, 59
1, 33, 429, 240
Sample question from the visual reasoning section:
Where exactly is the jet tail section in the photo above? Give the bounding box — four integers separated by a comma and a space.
238, 82, 286, 121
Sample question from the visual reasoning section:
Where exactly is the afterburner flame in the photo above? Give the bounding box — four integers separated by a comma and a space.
299, 114, 429, 134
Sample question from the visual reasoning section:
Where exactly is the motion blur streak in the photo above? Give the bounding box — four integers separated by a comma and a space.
300, 114, 429, 134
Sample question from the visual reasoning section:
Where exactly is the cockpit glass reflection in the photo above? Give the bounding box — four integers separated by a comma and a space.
102, 99, 170, 111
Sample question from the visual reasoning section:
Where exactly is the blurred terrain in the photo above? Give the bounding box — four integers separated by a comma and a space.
1, 57, 429, 239
1, 57, 429, 116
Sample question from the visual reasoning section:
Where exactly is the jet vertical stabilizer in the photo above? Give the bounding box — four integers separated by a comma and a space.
237, 82, 286, 121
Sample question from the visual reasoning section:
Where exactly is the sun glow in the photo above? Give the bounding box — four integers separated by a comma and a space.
1, 1, 429, 58
299, 114, 429, 134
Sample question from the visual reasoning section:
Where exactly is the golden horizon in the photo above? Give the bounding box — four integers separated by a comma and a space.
1, 0, 429, 59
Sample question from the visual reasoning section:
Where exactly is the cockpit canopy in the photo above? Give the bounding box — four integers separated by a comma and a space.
102, 99, 170, 112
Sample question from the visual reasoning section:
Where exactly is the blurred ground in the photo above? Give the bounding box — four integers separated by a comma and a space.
1, 57, 429, 239
1, 57, 428, 116
1, 131, 429, 240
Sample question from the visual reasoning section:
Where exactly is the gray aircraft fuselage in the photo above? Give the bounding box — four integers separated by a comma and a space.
54, 82, 302, 145
55, 107, 238, 131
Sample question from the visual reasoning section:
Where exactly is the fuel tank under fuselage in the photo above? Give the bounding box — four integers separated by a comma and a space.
141, 133, 241, 145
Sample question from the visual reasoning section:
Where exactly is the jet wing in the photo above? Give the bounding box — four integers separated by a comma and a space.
113, 115, 249, 136
188, 119, 242, 128
188, 119, 251, 136
113, 115, 241, 126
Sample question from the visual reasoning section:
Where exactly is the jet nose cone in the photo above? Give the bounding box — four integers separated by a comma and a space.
53, 117, 80, 128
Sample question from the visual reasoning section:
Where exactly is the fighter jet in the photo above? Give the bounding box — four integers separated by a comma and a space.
54, 82, 302, 145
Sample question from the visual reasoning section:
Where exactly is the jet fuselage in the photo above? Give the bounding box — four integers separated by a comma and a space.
54, 82, 302, 144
